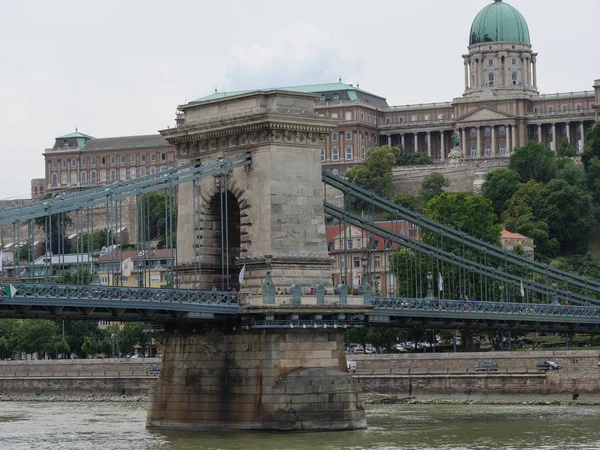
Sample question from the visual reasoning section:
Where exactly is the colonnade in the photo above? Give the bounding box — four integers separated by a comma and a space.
533, 120, 588, 153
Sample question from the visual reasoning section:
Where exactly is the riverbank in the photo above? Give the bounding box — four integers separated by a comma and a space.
0, 391, 148, 402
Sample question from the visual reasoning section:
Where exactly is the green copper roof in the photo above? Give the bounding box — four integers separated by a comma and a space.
469, 0, 530, 45
56, 131, 94, 140
191, 82, 384, 104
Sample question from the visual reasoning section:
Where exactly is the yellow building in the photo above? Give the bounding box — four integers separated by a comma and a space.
96, 248, 176, 288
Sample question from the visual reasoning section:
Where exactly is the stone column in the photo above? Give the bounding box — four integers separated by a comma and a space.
552, 123, 557, 152
532, 57, 537, 89
414, 132, 419, 153
461, 128, 467, 155
387, 134, 392, 148
491, 125, 497, 156
480, 59, 485, 88
512, 124, 518, 150
506, 124, 512, 154
426, 131, 432, 158
476, 126, 482, 158
566, 122, 571, 144
504, 55, 509, 87
537, 124, 542, 143
581, 121, 586, 151
440, 130, 445, 161
401, 133, 405, 149
464, 60, 469, 90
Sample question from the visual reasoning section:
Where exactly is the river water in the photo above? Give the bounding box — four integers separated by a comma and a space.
1, 401, 600, 450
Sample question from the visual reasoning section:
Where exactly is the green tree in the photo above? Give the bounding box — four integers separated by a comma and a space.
117, 322, 150, 356
74, 229, 111, 254
556, 136, 576, 157
501, 180, 544, 230
420, 173, 448, 203
585, 156, 600, 203
581, 122, 600, 168
511, 213, 560, 258
424, 193, 501, 245
55, 338, 70, 358
390, 193, 419, 211
14, 241, 35, 262
81, 335, 98, 357
139, 191, 178, 249
34, 194, 73, 255
533, 179, 595, 254
482, 168, 521, 216
508, 140, 557, 183
555, 157, 587, 188
346, 146, 396, 204
55, 267, 93, 285
62, 320, 104, 358
392, 147, 433, 166
13, 320, 59, 356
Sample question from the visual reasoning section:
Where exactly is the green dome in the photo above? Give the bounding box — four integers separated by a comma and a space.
469, 0, 530, 45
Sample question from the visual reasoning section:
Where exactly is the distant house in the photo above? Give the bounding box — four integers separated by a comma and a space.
96, 248, 176, 288
501, 229, 534, 258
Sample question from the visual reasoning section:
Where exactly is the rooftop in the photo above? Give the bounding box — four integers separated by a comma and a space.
470, 0, 530, 46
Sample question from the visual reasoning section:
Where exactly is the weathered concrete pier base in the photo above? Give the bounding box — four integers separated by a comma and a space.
146, 328, 366, 431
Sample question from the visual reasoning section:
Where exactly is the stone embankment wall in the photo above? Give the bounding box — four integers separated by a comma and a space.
392, 159, 510, 195
0, 358, 160, 394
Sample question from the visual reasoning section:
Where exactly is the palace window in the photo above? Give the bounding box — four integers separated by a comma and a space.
140, 154, 146, 162
561, 104, 568, 112
548, 106, 553, 113
130, 154, 135, 163
534, 107, 540, 113
499, 141, 506, 155
320, 94, 326, 103
61, 172, 67, 185
347, 240, 353, 250
367, 114, 370, 123
345, 111, 352, 121
331, 112, 339, 119
150, 153, 156, 162
353, 257, 360, 268
140, 168, 147, 176
488, 73, 495, 85
332, 93, 340, 101
345, 131, 352, 141
61, 159, 67, 168
577, 124, 583, 132
332, 147, 339, 161
101, 157, 106, 165
120, 168, 126, 181
340, 256, 345, 269
345, 146, 353, 160
361, 112, 364, 121
374, 255, 381, 267
576, 104, 582, 111
51, 173, 57, 186
512, 72, 518, 84
120, 155, 126, 164
485, 143, 492, 156
373, 116, 377, 124
361, 147, 366, 160
470, 143, 477, 157
161, 152, 166, 161
499, 126, 506, 135
130, 168, 136, 179
70, 172, 76, 184
90, 157, 96, 166
150, 167, 156, 174
484, 127, 491, 137
332, 132, 339, 142
52, 160, 57, 168
71, 158, 77, 167
81, 157, 86, 167
110, 170, 116, 182
438, 114, 444, 120
562, 125, 568, 134
411, 115, 418, 122
470, 128, 477, 137
548, 126, 553, 135
424, 114, 430, 121
110, 155, 116, 165
321, 148, 325, 162
80, 171, 87, 185
90, 171, 96, 183
512, 58, 517, 65
488, 59, 494, 66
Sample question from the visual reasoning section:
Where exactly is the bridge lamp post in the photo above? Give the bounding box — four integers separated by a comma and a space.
425, 271, 434, 299
551, 282, 560, 306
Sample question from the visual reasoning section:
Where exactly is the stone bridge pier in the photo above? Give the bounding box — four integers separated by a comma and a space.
146, 322, 366, 431
148, 91, 367, 430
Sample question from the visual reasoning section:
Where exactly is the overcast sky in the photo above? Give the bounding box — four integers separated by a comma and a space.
1, 0, 598, 199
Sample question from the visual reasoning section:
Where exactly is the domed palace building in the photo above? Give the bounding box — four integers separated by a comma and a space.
192, 1, 597, 175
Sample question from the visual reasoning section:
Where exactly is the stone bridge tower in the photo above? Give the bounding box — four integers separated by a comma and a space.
160, 90, 336, 293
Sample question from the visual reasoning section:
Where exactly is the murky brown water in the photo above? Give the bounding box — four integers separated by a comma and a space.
1, 401, 600, 449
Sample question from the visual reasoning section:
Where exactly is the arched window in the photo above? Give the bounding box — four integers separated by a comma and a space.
470, 144, 477, 157
51, 173, 57, 186
320, 94, 326, 103
70, 172, 77, 185
470, 128, 477, 137
332, 132, 339, 142
499, 126, 506, 135
320, 148, 325, 162
485, 143, 492, 156
333, 93, 340, 101
488, 72, 495, 85
80, 171, 87, 185
484, 127, 491, 137
61, 172, 67, 185
361, 147, 366, 160
512, 72, 518, 84
499, 141, 506, 155
345, 131, 352, 141
345, 146, 353, 160
332, 147, 339, 161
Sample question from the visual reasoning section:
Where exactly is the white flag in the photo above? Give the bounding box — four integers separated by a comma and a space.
238, 264, 246, 284
121, 257, 132, 277
438, 272, 443, 292
0, 251, 3, 272
520, 280, 525, 297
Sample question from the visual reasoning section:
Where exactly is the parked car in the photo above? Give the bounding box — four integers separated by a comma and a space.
536, 360, 561, 371
474, 361, 498, 372
346, 361, 357, 372
394, 344, 408, 353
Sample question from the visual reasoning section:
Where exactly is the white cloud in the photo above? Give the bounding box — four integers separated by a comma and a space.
224, 23, 362, 90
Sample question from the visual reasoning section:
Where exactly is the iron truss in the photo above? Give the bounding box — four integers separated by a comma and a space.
370, 297, 600, 333
322, 169, 600, 295
0, 154, 252, 224
0, 283, 241, 322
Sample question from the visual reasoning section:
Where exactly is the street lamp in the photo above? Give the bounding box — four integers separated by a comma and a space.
425, 271, 433, 299
551, 281, 560, 306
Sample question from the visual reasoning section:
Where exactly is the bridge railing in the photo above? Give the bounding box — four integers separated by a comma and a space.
372, 297, 600, 318
1, 283, 241, 307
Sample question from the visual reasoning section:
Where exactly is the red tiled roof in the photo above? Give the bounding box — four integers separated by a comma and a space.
501, 229, 528, 239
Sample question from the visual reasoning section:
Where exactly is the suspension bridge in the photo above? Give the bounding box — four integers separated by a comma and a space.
0, 90, 598, 431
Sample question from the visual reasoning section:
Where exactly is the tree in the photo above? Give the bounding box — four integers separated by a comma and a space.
117, 322, 150, 356
55, 267, 93, 285
13, 320, 59, 356
555, 157, 586, 189
511, 213, 560, 258
482, 169, 521, 216
74, 229, 111, 253
501, 180, 544, 230
585, 156, 600, 203
62, 320, 104, 358
81, 335, 98, 357
392, 147, 433, 166
581, 122, 600, 168
390, 193, 419, 211
424, 193, 501, 245
345, 146, 396, 203
508, 141, 557, 183
139, 191, 178, 248
420, 173, 448, 203
14, 241, 35, 262
533, 179, 595, 254
34, 194, 73, 255
556, 136, 576, 157
55, 338, 70, 358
